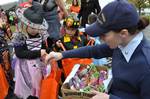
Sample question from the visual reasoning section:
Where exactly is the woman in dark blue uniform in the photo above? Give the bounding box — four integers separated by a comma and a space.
46, 0, 150, 99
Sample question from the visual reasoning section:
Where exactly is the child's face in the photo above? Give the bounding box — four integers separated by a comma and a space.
26, 26, 41, 36
66, 18, 74, 27
66, 27, 76, 36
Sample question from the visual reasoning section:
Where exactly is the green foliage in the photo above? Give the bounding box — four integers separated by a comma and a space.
66, 0, 73, 4
129, 0, 150, 8
129, 0, 150, 15
141, 15, 150, 21
10, 25, 16, 32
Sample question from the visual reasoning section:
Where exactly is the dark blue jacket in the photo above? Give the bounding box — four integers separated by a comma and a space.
62, 37, 150, 99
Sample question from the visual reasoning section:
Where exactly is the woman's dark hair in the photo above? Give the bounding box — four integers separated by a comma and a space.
72, 0, 79, 6
137, 17, 149, 31
113, 17, 149, 35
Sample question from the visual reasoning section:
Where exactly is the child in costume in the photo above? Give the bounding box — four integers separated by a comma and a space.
0, 27, 10, 99
12, 3, 52, 99
0, 11, 14, 96
57, 16, 88, 50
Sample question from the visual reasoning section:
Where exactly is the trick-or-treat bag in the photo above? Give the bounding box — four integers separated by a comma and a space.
0, 64, 9, 99
40, 59, 62, 99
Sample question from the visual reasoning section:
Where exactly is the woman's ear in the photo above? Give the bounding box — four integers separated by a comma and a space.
119, 29, 129, 39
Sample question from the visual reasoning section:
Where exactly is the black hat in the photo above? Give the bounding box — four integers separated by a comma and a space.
16, 2, 48, 30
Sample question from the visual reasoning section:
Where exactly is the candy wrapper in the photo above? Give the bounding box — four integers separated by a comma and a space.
68, 64, 108, 93
61, 64, 112, 99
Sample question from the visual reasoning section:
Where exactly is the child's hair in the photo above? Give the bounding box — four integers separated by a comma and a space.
88, 13, 97, 24
63, 16, 80, 29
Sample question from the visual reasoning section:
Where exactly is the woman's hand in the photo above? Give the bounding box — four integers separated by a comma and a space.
89, 37, 96, 41
91, 90, 109, 99
45, 51, 63, 64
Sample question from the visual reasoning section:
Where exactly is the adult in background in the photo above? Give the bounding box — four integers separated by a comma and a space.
33, 0, 68, 42
78, 0, 101, 27
70, 0, 80, 14
69, 0, 80, 20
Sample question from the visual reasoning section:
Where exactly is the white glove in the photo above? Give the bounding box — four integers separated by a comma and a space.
45, 51, 63, 64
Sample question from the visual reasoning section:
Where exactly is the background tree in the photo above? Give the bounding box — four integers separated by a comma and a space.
129, 0, 150, 15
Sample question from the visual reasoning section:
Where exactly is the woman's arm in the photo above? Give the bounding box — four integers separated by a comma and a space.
62, 43, 113, 59
45, 43, 113, 63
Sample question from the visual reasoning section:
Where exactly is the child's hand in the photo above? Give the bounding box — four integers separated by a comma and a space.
41, 49, 47, 57
56, 40, 62, 47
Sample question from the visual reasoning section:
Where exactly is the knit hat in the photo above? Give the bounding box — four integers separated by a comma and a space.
16, 2, 48, 30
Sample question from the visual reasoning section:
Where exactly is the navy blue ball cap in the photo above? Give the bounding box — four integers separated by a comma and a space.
85, 20, 108, 37
85, 0, 139, 37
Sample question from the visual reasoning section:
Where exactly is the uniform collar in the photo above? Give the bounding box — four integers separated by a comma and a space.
118, 32, 143, 62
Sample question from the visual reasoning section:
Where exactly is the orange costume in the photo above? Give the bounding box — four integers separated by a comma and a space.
70, 5, 80, 13
0, 64, 9, 99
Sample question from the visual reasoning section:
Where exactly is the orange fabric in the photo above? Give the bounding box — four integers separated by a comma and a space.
59, 40, 94, 77
0, 65, 9, 99
70, 6, 80, 13
19, 2, 32, 8
49, 59, 62, 82
40, 76, 58, 99
40, 59, 61, 99
62, 58, 92, 77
